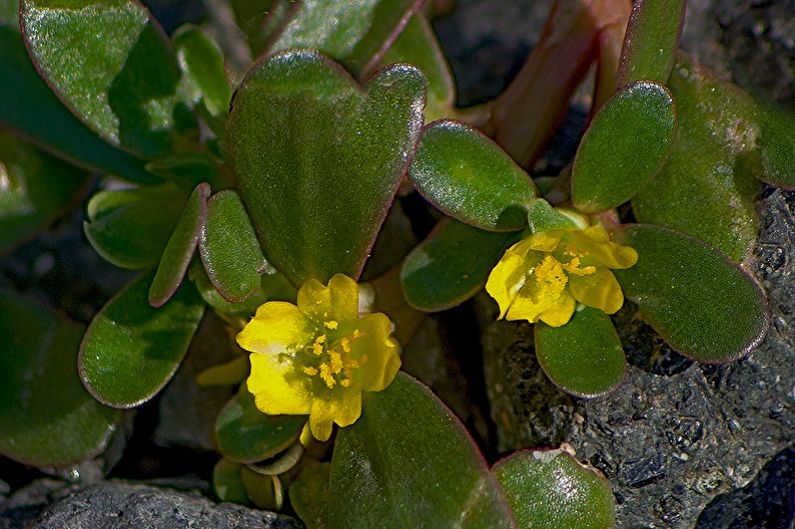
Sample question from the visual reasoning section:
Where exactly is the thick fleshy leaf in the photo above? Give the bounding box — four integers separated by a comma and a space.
526, 200, 585, 232
145, 151, 231, 192
0, 290, 118, 467
632, 55, 761, 262
79, 273, 205, 408
227, 50, 425, 286
572, 81, 676, 212
83, 183, 187, 269
292, 372, 517, 528
173, 25, 231, 118
149, 183, 210, 308
382, 13, 454, 121
756, 102, 795, 189
200, 190, 271, 303
269, 0, 424, 77
213, 458, 250, 504
494, 450, 615, 529
410, 120, 538, 231
229, 0, 285, 55
401, 218, 520, 312
534, 307, 625, 397
0, 132, 88, 253
0, 4, 154, 182
188, 260, 284, 319
21, 0, 195, 156
617, 0, 686, 86
613, 224, 768, 362
215, 388, 304, 464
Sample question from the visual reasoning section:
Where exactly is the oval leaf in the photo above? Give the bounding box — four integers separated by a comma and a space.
227, 50, 425, 286
21, 0, 194, 156
534, 307, 626, 397
79, 273, 205, 408
618, 0, 686, 86
84, 183, 187, 269
494, 450, 615, 529
149, 183, 210, 308
173, 25, 231, 118
572, 81, 676, 213
613, 224, 768, 362
213, 458, 250, 504
200, 190, 270, 303
410, 120, 537, 231
145, 151, 231, 192
401, 218, 520, 312
0, 290, 118, 467
756, 101, 795, 189
295, 372, 517, 528
215, 388, 304, 464
0, 132, 88, 253
632, 55, 761, 262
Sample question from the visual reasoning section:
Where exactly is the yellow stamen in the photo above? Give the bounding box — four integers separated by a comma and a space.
328, 351, 343, 374
562, 256, 596, 276
324, 320, 338, 330
341, 337, 351, 353
319, 363, 336, 388
340, 379, 352, 387
352, 329, 361, 339
534, 255, 568, 293
303, 366, 318, 376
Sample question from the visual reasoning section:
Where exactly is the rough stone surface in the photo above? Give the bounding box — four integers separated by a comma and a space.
27, 482, 301, 529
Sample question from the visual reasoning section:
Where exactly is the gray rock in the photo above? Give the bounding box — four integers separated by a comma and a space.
29, 482, 302, 529
0, 479, 74, 529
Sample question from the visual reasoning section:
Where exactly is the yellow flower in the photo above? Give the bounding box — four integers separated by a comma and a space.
486, 225, 637, 327
237, 274, 401, 442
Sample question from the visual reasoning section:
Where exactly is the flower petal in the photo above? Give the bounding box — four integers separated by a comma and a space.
537, 290, 576, 326
568, 268, 625, 314
247, 353, 312, 415
525, 229, 565, 252
354, 313, 401, 392
297, 273, 359, 322
566, 226, 638, 269
486, 249, 544, 319
308, 391, 363, 441
236, 302, 312, 355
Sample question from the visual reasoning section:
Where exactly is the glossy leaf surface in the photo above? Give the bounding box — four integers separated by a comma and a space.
572, 81, 675, 212
79, 273, 205, 408
756, 101, 795, 188
188, 261, 271, 318
0, 3, 154, 182
494, 450, 615, 529
294, 373, 517, 528
0, 132, 88, 253
200, 190, 270, 303
173, 25, 231, 118
618, 0, 686, 86
213, 458, 250, 504
613, 224, 768, 362
535, 307, 625, 397
227, 50, 425, 286
270, 0, 423, 77
145, 151, 230, 192
632, 56, 761, 262
401, 218, 520, 312
215, 388, 304, 464
84, 183, 186, 269
149, 183, 210, 307
0, 290, 118, 467
21, 0, 194, 156
410, 120, 537, 231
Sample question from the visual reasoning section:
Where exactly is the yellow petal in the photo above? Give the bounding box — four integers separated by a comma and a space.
537, 290, 576, 326
486, 248, 544, 319
354, 313, 401, 392
236, 302, 313, 355
568, 268, 625, 314
525, 229, 565, 252
308, 391, 363, 441
297, 274, 359, 322
247, 353, 312, 415
566, 227, 638, 269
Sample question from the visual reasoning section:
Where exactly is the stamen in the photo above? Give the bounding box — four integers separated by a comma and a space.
324, 320, 338, 330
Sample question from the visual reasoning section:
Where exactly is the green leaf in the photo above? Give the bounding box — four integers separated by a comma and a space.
188, 260, 272, 318
270, 0, 424, 77
84, 183, 187, 269
382, 13, 454, 121
0, 290, 118, 467
213, 458, 250, 504
401, 218, 520, 312
173, 25, 231, 118
79, 273, 205, 408
290, 463, 332, 528
200, 190, 271, 303
21, 0, 195, 156
494, 450, 615, 529
0, 132, 88, 253
410, 120, 538, 231
534, 307, 626, 397
215, 388, 304, 464
632, 55, 761, 262
618, 0, 686, 86
0, 7, 155, 182
756, 101, 795, 188
613, 224, 768, 362
227, 50, 425, 286
149, 183, 210, 308
572, 81, 676, 213
526, 201, 585, 233
230, 0, 289, 55
145, 151, 231, 192
294, 373, 517, 528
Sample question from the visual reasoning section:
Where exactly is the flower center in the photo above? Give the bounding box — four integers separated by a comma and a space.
301, 322, 366, 389
533, 255, 568, 295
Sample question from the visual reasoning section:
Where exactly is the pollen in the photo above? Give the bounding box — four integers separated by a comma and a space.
324, 320, 338, 330
562, 256, 596, 276
534, 255, 568, 292
303, 366, 318, 376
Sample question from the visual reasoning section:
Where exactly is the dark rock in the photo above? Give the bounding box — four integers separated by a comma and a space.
0, 479, 74, 529
29, 481, 302, 529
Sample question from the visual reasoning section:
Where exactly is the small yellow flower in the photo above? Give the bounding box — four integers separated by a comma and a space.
237, 274, 401, 442
486, 225, 638, 327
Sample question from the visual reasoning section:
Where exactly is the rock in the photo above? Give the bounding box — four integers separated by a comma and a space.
29, 481, 302, 529
0, 479, 74, 529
